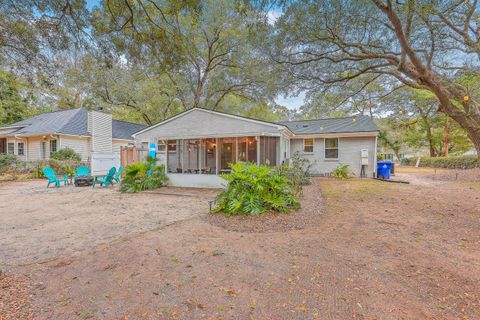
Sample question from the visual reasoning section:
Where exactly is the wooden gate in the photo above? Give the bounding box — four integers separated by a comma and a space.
120, 146, 148, 167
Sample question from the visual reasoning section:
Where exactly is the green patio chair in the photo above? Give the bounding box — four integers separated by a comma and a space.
92, 167, 116, 188
42, 167, 69, 188
74, 166, 90, 183
113, 165, 123, 184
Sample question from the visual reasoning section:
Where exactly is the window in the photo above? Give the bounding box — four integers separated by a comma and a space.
17, 142, 25, 156
50, 139, 57, 153
167, 140, 177, 152
303, 138, 314, 153
325, 138, 339, 159
157, 140, 166, 152
7, 142, 14, 154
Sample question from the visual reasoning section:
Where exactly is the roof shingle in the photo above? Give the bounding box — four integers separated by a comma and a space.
278, 116, 378, 135
0, 108, 146, 140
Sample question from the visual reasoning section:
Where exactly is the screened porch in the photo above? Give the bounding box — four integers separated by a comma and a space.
156, 136, 279, 175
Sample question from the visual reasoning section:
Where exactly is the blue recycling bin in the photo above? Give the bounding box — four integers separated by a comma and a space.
377, 161, 392, 179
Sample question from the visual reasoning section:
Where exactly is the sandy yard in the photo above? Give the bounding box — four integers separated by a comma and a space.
1, 170, 480, 320
0, 180, 218, 270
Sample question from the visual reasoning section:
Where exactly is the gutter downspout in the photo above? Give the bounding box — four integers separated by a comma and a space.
374, 135, 378, 178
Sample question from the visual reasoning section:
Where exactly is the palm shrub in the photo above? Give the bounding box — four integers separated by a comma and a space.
331, 164, 353, 179
213, 162, 300, 216
120, 157, 168, 193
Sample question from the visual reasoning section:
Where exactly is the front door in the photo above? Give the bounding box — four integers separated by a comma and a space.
0, 138, 5, 154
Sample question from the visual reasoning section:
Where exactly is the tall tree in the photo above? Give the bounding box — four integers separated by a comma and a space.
274, 0, 480, 156
0, 71, 31, 125
92, 0, 276, 113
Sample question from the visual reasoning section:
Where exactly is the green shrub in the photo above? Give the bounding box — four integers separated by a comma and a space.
45, 159, 82, 175
400, 155, 479, 169
275, 151, 312, 195
331, 164, 353, 179
213, 162, 300, 216
0, 153, 18, 174
120, 157, 168, 193
50, 147, 81, 162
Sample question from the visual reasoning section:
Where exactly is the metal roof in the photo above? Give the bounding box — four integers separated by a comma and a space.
0, 108, 146, 140
278, 116, 379, 135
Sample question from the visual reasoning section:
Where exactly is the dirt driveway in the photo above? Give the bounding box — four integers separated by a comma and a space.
0, 180, 217, 270
1, 172, 480, 320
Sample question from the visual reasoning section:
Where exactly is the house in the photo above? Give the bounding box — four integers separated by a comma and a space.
133, 108, 379, 187
0, 108, 146, 162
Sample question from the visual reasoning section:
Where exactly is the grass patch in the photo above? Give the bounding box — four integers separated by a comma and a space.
396, 166, 449, 175
319, 178, 397, 214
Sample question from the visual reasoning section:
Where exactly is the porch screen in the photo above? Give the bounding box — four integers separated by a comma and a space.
259, 137, 278, 166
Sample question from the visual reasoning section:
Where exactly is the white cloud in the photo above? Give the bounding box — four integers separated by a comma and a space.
267, 10, 282, 25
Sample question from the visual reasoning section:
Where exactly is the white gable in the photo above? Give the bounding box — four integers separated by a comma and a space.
135, 109, 286, 140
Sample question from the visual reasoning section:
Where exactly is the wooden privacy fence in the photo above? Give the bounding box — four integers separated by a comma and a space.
120, 146, 148, 167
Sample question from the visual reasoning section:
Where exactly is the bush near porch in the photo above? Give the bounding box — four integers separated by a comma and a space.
213, 162, 300, 216
120, 157, 168, 193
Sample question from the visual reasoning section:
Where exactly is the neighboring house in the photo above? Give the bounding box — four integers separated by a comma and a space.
377, 146, 429, 162
0, 108, 146, 162
463, 149, 478, 156
133, 108, 379, 188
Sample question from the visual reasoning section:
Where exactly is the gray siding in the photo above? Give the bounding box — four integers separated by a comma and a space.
89, 111, 112, 153
290, 136, 377, 177
135, 109, 283, 141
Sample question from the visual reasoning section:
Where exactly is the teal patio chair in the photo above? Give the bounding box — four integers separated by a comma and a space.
74, 166, 90, 183
93, 167, 116, 188
113, 165, 123, 184
42, 167, 69, 188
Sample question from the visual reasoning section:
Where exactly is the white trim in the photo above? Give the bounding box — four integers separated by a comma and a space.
303, 138, 314, 153
324, 137, 339, 160
132, 108, 292, 137
148, 131, 282, 140
0, 125, 26, 130
17, 141, 25, 156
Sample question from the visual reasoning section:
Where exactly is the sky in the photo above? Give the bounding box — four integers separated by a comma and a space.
275, 93, 305, 110
83, 1, 305, 109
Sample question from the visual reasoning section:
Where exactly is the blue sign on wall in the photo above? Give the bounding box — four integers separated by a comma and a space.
149, 143, 157, 159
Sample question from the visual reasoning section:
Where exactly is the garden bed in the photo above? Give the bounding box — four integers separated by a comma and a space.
204, 178, 324, 233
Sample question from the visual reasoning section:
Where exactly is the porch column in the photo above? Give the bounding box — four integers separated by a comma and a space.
181, 139, 185, 173
256, 136, 260, 164
215, 138, 219, 175
235, 137, 238, 163
164, 140, 168, 174
199, 140, 202, 174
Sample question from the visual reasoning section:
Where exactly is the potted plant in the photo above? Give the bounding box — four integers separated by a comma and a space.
65, 167, 75, 185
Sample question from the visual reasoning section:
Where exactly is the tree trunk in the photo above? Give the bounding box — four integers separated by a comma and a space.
420, 112, 436, 157
442, 108, 480, 159
424, 76, 480, 158
444, 117, 449, 157
426, 125, 436, 157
